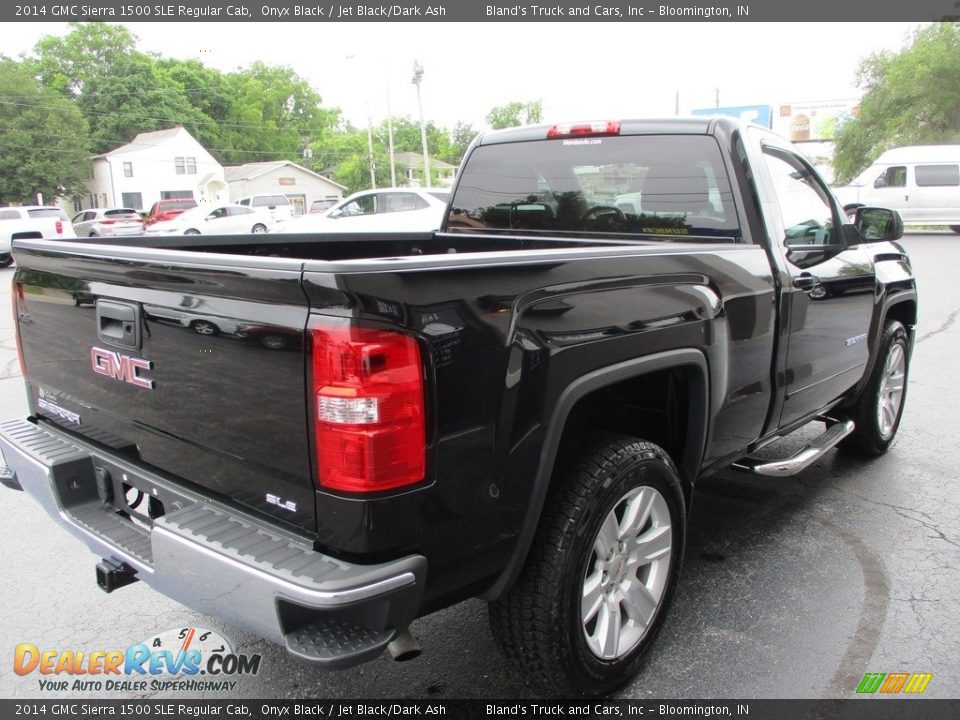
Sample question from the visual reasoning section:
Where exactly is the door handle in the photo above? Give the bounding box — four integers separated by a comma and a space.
793, 275, 821, 290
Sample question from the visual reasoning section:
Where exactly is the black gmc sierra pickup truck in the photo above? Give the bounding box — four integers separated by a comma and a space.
0, 118, 916, 695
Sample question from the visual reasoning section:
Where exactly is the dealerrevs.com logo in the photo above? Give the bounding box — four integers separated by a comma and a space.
14, 627, 262, 692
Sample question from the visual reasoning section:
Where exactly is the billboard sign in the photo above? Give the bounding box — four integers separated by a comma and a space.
691, 104, 772, 128
773, 99, 860, 142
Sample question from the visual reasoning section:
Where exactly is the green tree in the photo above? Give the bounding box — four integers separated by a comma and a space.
78, 52, 211, 153
444, 121, 478, 164
0, 59, 91, 204
218, 62, 336, 165
31, 22, 137, 97
833, 23, 960, 184
486, 100, 543, 130
309, 127, 391, 194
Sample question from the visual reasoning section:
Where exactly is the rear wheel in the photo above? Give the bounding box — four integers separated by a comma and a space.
184, 229, 201, 235
840, 319, 910, 456
489, 435, 685, 695
0, 255, 12, 268
251, 223, 267, 233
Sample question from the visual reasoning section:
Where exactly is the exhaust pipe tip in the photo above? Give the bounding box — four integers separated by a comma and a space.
387, 628, 422, 662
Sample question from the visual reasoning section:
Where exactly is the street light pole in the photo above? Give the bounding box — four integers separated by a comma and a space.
412, 60, 431, 188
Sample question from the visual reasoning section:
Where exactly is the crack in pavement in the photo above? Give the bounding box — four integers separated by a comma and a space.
814, 481, 960, 551
917, 308, 960, 343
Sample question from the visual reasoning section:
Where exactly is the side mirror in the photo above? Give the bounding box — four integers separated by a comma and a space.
873, 176, 886, 189
854, 207, 903, 242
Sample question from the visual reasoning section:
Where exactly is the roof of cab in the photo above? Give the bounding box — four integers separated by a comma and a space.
475, 117, 728, 146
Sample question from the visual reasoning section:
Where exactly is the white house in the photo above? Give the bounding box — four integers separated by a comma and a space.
82, 127, 227, 212
394, 151, 458, 188
224, 161, 346, 216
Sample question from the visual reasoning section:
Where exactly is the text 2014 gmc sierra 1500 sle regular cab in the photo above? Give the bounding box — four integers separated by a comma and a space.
0, 118, 916, 695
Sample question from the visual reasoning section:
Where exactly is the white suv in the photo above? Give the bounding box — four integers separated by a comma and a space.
235, 194, 293, 222
0, 206, 77, 268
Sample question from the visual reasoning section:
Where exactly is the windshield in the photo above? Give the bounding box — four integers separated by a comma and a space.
447, 134, 740, 241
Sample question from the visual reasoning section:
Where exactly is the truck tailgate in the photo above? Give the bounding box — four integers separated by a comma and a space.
12, 242, 316, 531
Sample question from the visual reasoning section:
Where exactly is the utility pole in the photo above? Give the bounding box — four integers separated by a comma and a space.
366, 114, 376, 189
346, 53, 394, 187
385, 69, 396, 188
412, 60, 431, 188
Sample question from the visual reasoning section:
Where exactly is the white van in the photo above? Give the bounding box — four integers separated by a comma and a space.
832, 145, 960, 232
234, 194, 293, 222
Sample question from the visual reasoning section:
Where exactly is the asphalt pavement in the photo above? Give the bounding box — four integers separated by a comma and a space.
0, 232, 957, 700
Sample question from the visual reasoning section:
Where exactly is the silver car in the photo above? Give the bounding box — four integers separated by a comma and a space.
71, 208, 145, 238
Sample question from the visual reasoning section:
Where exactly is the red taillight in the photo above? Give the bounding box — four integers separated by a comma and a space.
547, 121, 621, 139
100, 219, 116, 225
55, 220, 63, 234
311, 323, 425, 493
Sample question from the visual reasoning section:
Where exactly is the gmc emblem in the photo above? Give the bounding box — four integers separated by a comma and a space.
91, 347, 155, 389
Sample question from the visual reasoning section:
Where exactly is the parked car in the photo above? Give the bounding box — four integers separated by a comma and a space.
0, 205, 76, 267
71, 208, 145, 238
274, 188, 450, 234
145, 203, 276, 236
143, 198, 198, 227
832, 145, 960, 232
235, 194, 293, 222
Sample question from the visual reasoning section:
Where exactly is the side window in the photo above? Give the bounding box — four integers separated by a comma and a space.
874, 166, 906, 188
340, 195, 377, 216
238, 198, 250, 206
380, 193, 420, 213
762, 148, 840, 267
915, 164, 960, 187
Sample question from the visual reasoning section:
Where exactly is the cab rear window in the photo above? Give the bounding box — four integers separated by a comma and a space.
448, 135, 741, 241
28, 208, 69, 220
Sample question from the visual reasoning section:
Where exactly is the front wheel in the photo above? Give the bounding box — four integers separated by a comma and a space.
489, 435, 685, 695
950, 225, 960, 234
251, 223, 267, 234
0, 254, 12, 269
840, 319, 910, 456
184, 229, 201, 235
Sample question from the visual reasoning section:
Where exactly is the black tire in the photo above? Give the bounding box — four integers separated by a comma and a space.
950, 225, 960, 234
840, 319, 910, 457
190, 320, 220, 336
184, 229, 201, 235
251, 223, 267, 234
489, 434, 685, 695
0, 255, 12, 269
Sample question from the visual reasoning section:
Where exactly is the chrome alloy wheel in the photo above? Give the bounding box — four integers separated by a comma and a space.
581, 485, 672, 660
877, 342, 906, 440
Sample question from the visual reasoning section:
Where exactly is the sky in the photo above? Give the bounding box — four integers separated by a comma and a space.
6, 21, 924, 131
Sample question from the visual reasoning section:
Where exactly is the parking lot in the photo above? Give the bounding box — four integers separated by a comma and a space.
1, 231, 958, 700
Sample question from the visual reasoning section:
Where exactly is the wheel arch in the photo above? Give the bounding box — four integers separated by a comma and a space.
845, 291, 917, 407
482, 348, 709, 600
